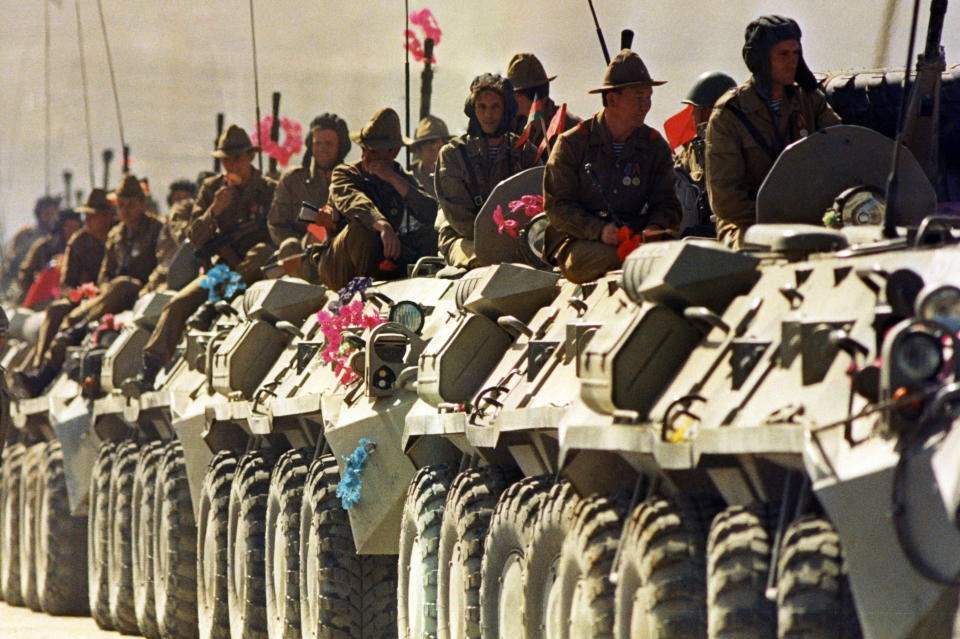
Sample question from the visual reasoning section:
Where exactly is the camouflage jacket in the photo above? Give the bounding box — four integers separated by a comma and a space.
328, 160, 436, 236
543, 109, 682, 260
435, 133, 539, 242
268, 161, 335, 245
706, 77, 841, 247
188, 169, 276, 265
60, 228, 105, 289
99, 214, 164, 285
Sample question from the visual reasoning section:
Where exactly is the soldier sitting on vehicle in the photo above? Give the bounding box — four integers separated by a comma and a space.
543, 49, 682, 283
18, 207, 83, 309
674, 71, 737, 235
435, 73, 539, 269
706, 15, 840, 248
507, 52, 580, 151
313, 107, 438, 290
2, 195, 59, 301
140, 177, 203, 296
123, 125, 276, 396
410, 115, 451, 200
29, 189, 114, 371
15, 175, 163, 397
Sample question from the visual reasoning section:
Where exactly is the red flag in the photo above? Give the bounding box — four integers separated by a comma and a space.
515, 96, 546, 148
536, 103, 567, 161
663, 104, 697, 151
22, 266, 61, 309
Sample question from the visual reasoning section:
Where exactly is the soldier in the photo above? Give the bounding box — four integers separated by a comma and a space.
15, 175, 163, 396
410, 115, 451, 199
543, 49, 682, 283
268, 113, 351, 247
2, 195, 59, 298
706, 15, 840, 247
507, 52, 580, 149
674, 71, 737, 232
313, 107, 437, 290
142, 178, 201, 295
123, 125, 276, 395
29, 189, 114, 369
18, 208, 82, 307
434, 74, 539, 269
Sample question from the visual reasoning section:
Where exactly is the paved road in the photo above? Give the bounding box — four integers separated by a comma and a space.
0, 601, 116, 639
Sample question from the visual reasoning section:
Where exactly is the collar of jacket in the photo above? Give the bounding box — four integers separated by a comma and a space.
738, 77, 800, 115
587, 109, 654, 155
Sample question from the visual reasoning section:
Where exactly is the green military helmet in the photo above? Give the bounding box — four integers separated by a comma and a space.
682, 71, 737, 108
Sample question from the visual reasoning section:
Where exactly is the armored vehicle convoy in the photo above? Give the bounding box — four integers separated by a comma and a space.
1, 3, 959, 639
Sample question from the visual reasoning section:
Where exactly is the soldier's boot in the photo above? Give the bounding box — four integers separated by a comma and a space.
186, 300, 218, 331
121, 356, 162, 400
12, 364, 59, 398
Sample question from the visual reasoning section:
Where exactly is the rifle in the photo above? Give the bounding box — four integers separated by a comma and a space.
269, 92, 281, 176
213, 113, 225, 173
419, 38, 434, 121
101, 149, 114, 189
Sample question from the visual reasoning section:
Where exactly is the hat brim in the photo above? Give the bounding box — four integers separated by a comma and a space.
76, 205, 113, 214
411, 134, 451, 145
512, 74, 558, 91
210, 145, 260, 159
349, 132, 412, 149
589, 79, 667, 94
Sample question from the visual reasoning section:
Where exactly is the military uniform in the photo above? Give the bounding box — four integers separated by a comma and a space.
18, 234, 64, 299
3, 225, 42, 295
142, 167, 276, 367
434, 134, 538, 268
31, 228, 106, 368
511, 97, 581, 150
142, 196, 194, 295
268, 162, 334, 245
411, 160, 437, 200
319, 160, 437, 290
706, 78, 840, 246
544, 111, 681, 283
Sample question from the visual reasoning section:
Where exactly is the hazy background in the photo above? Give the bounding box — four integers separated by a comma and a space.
1, 0, 958, 238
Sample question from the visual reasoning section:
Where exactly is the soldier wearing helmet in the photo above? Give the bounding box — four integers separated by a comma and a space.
268, 113, 351, 246
434, 73, 539, 269
706, 15, 841, 247
674, 71, 737, 232
543, 50, 681, 283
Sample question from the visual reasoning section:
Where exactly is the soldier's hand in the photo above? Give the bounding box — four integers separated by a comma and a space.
601, 223, 620, 246
211, 186, 236, 217
367, 161, 409, 197
374, 221, 401, 259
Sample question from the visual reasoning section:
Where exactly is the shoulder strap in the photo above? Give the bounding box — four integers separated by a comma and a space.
724, 104, 779, 162
456, 142, 484, 208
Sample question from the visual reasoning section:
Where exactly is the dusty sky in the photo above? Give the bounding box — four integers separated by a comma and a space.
1, 0, 958, 237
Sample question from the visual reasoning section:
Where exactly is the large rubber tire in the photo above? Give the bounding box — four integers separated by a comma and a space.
108, 440, 140, 634
132, 440, 165, 639
228, 448, 278, 639
88, 441, 116, 629
707, 502, 778, 639
776, 516, 861, 639
1, 442, 26, 605
299, 454, 397, 639
36, 440, 88, 615
19, 442, 44, 611
265, 447, 310, 639
198, 450, 237, 639
437, 465, 519, 639
554, 492, 629, 639
397, 463, 458, 639
479, 475, 551, 639
520, 480, 580, 639
154, 440, 199, 639
613, 493, 721, 639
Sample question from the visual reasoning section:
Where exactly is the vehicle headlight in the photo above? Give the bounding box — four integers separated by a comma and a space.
893, 331, 943, 382
388, 301, 425, 334
916, 285, 960, 331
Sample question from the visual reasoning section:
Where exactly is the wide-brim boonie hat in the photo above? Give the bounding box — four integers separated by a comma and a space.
211, 124, 260, 158
589, 49, 666, 94
350, 108, 412, 149
507, 52, 557, 91
76, 187, 115, 214
412, 115, 451, 145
